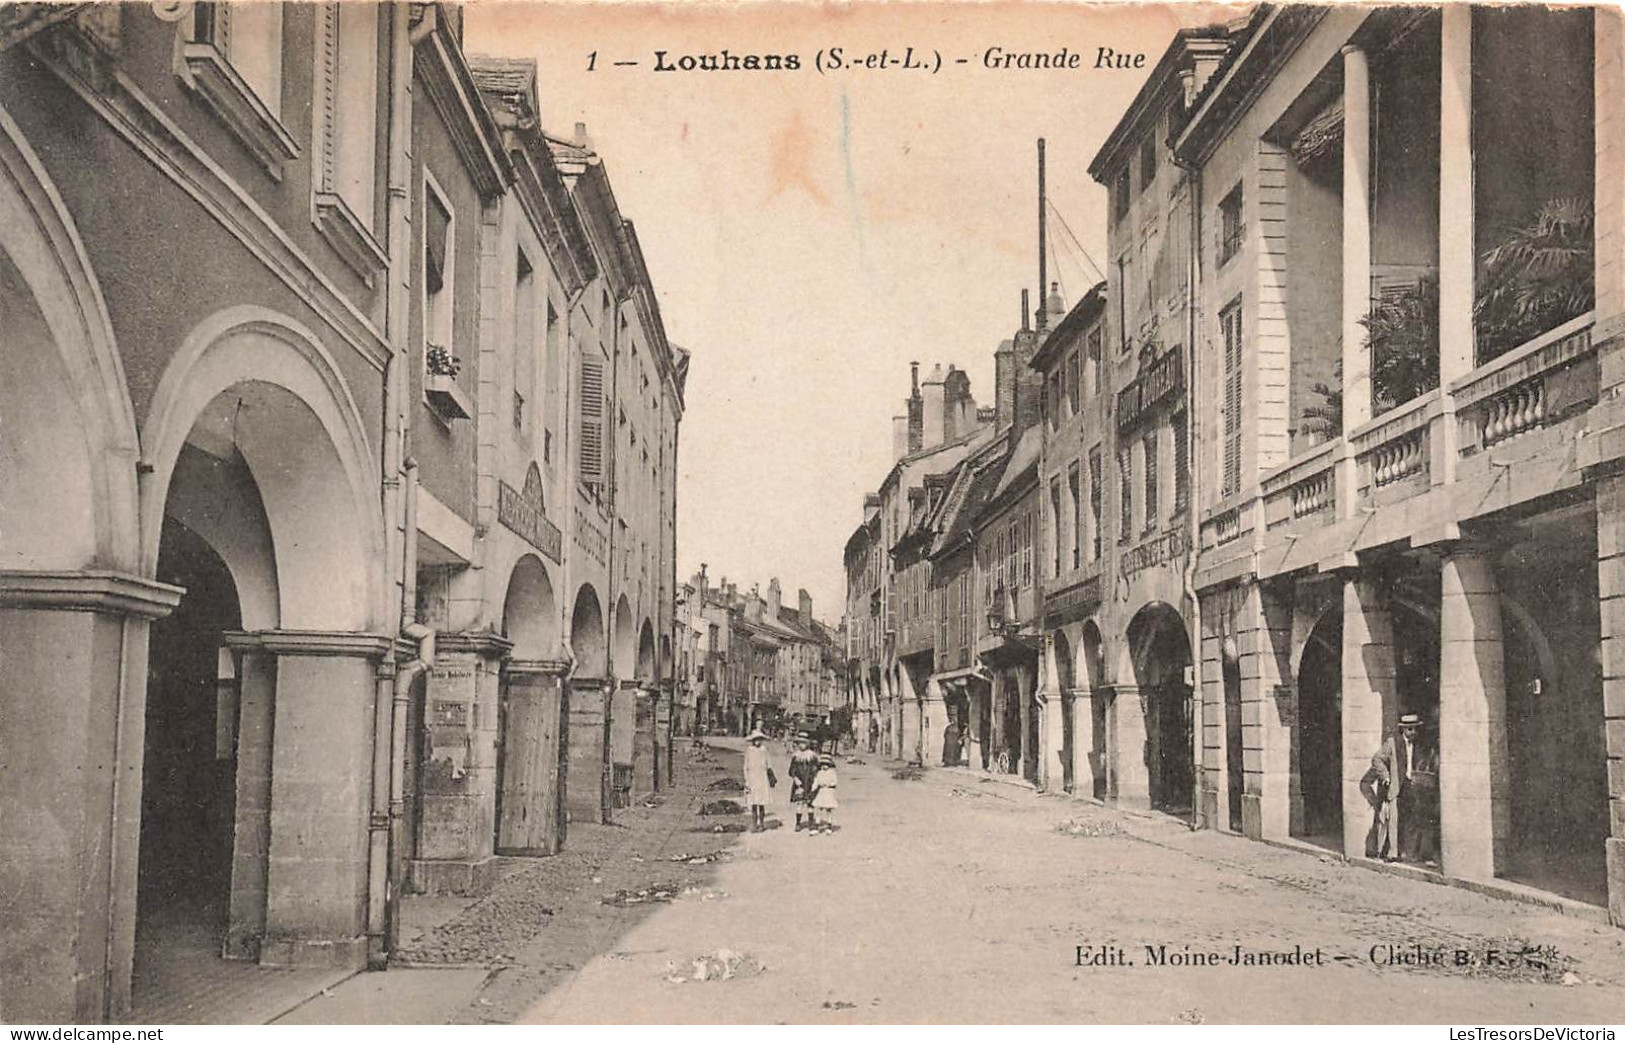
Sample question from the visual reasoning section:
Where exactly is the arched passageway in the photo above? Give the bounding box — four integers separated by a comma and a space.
1294, 609, 1343, 846
495, 557, 564, 856
1053, 632, 1075, 793
1125, 603, 1194, 819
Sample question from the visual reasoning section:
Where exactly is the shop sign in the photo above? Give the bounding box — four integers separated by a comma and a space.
499, 465, 563, 563
1119, 526, 1191, 584
1117, 344, 1184, 432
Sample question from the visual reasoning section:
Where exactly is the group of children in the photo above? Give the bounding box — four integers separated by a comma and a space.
741, 728, 837, 834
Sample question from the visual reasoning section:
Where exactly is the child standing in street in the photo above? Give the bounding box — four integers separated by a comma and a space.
810, 753, 839, 835
743, 728, 773, 832
788, 732, 820, 832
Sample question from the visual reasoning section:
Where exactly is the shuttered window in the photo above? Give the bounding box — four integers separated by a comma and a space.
1143, 428, 1159, 531
1173, 410, 1190, 513
579, 350, 605, 486
1221, 299, 1244, 497
1088, 447, 1103, 562
1118, 446, 1133, 542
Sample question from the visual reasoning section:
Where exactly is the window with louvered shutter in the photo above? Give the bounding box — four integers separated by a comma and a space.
1221, 300, 1244, 496
579, 351, 605, 486
1118, 446, 1133, 542
1143, 428, 1159, 530
1089, 447, 1103, 561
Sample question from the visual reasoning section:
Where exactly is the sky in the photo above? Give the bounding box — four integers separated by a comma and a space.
467, 1, 1242, 622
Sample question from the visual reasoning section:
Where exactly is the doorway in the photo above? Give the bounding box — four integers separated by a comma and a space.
1223, 656, 1244, 833
1294, 611, 1343, 847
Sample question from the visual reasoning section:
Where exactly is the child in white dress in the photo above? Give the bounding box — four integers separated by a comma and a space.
810, 754, 839, 834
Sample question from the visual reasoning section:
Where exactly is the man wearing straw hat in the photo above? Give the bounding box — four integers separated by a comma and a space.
1368, 712, 1437, 864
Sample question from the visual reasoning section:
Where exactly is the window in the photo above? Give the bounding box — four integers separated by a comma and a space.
1065, 350, 1080, 416
1140, 136, 1157, 189
1068, 462, 1082, 570
1219, 184, 1244, 266
1118, 446, 1133, 542
514, 250, 535, 432
544, 302, 560, 459
1021, 513, 1033, 586
423, 177, 454, 364
1143, 428, 1160, 531
1049, 478, 1064, 578
193, 3, 283, 116
1116, 255, 1132, 354
1172, 410, 1189, 513
1086, 327, 1102, 398
1047, 373, 1062, 431
1221, 300, 1245, 496
1113, 167, 1131, 222
579, 350, 606, 488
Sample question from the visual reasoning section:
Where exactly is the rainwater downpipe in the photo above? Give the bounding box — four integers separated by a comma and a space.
388, 460, 429, 956
1180, 158, 1205, 831
366, 0, 418, 969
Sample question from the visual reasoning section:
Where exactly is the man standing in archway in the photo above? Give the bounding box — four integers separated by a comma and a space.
1368, 713, 1438, 863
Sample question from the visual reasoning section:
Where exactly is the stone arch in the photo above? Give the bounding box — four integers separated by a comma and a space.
1078, 619, 1105, 692
142, 308, 383, 631
502, 554, 557, 660
0, 101, 140, 573
569, 583, 605, 674
611, 594, 636, 679
1052, 630, 1074, 693
636, 618, 656, 682
1124, 601, 1195, 817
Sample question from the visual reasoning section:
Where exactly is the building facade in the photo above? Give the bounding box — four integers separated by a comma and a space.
0, 3, 686, 1021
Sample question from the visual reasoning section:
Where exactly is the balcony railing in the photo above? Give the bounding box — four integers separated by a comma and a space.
1351, 388, 1439, 505
1260, 439, 1338, 531
1452, 311, 1597, 460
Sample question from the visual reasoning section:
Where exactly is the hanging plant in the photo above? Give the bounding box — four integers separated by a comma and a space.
1300, 357, 1342, 442
426, 344, 461, 378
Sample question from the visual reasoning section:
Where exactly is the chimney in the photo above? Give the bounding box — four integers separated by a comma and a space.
799, 588, 813, 622
892, 415, 909, 460
1047, 281, 1065, 324
768, 578, 782, 619
1021, 289, 1030, 332
944, 367, 973, 440
906, 363, 924, 453
1010, 325, 1044, 440
921, 364, 947, 449
995, 337, 1016, 432
574, 121, 590, 148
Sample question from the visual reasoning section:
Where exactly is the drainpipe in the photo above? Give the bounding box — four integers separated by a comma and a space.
367, 0, 416, 969
387, 460, 428, 954
1180, 161, 1205, 831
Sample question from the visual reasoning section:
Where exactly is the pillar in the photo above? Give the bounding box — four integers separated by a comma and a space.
1597, 8, 1625, 378
224, 643, 276, 958
496, 660, 568, 857
1070, 689, 1097, 798
1438, 3, 1475, 384
1241, 583, 1295, 840
609, 681, 636, 808
1338, 43, 1373, 515
0, 571, 179, 1022
258, 631, 392, 969
1439, 550, 1511, 882
1599, 475, 1625, 925
1199, 601, 1228, 830
632, 685, 656, 798
922, 678, 948, 766
1113, 684, 1151, 810
1039, 637, 1066, 790
1341, 575, 1397, 859
899, 665, 922, 764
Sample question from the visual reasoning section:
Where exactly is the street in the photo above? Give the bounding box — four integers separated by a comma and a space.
282, 740, 1625, 1025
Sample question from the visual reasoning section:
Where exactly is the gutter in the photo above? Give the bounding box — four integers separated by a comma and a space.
1176, 128, 1205, 832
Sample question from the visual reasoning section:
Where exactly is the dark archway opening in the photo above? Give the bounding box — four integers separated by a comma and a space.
1294, 610, 1344, 847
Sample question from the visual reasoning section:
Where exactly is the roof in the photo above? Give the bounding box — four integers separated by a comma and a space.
1030, 282, 1108, 373
466, 54, 534, 95
1086, 24, 1238, 183
982, 425, 1043, 514
929, 434, 1012, 558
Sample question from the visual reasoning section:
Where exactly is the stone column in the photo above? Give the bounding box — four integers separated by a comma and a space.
1438, 4, 1475, 384
257, 630, 392, 969
922, 677, 948, 767
1599, 475, 1625, 925
1113, 684, 1151, 810
0, 571, 180, 1022
1597, 8, 1625, 386
1341, 576, 1397, 859
1339, 43, 1373, 516
496, 659, 569, 857
1241, 583, 1295, 841
1070, 689, 1097, 798
221, 639, 276, 959
1039, 637, 1065, 790
1439, 549, 1510, 882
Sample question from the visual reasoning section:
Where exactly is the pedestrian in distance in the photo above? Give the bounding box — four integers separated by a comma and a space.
788, 731, 820, 831
810, 753, 839, 835
743, 728, 774, 832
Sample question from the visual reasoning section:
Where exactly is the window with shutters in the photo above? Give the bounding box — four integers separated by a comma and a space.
1049, 478, 1063, 578
1089, 447, 1103, 561
1086, 327, 1102, 398
1172, 410, 1189, 513
1118, 446, 1133, 542
1219, 184, 1244, 267
1143, 428, 1159, 531
422, 176, 454, 371
181, 3, 295, 178
1065, 350, 1080, 417
1221, 299, 1244, 496
578, 350, 606, 490
1068, 461, 1082, 570
1140, 136, 1157, 190
514, 249, 535, 433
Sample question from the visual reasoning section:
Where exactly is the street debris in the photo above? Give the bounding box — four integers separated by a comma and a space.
890, 765, 926, 781
950, 786, 986, 800
845, 758, 867, 765
690, 822, 748, 834
1056, 818, 1122, 838
706, 777, 746, 792
601, 882, 684, 907
661, 851, 732, 864
664, 948, 767, 983
822, 1000, 857, 1010
699, 799, 745, 816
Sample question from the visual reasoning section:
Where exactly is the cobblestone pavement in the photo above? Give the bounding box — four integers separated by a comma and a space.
291, 740, 1625, 1024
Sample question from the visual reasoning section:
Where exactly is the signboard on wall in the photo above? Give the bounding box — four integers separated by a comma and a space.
499, 464, 563, 563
